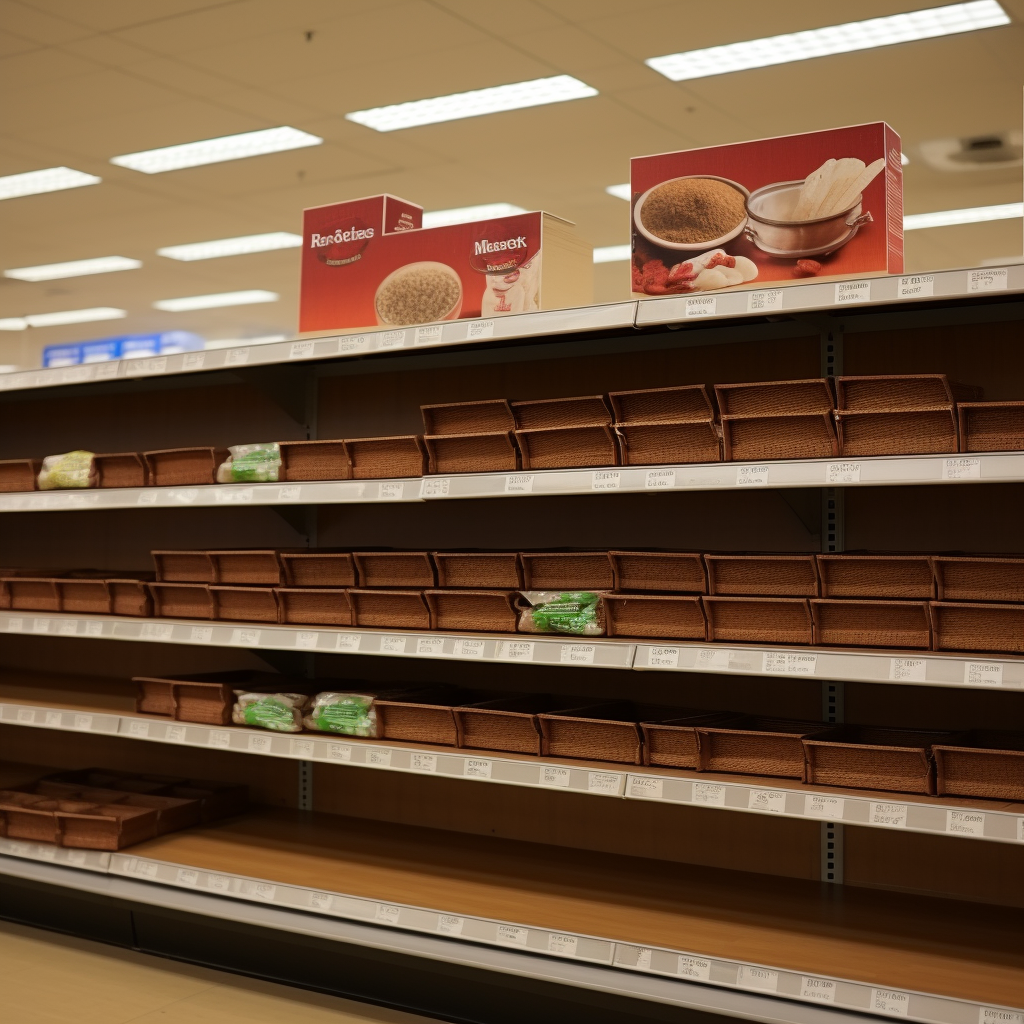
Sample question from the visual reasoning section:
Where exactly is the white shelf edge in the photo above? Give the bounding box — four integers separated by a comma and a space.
2, 700, 1020, 846
0, 846, 1016, 1023
3, 452, 1020, 513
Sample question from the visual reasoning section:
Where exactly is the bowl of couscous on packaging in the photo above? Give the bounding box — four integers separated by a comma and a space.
374, 261, 463, 327
634, 175, 750, 252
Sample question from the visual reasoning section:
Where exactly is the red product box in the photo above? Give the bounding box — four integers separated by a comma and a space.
629, 123, 903, 297
300, 194, 591, 333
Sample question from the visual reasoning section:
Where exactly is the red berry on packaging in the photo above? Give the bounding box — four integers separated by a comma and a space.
795, 259, 822, 276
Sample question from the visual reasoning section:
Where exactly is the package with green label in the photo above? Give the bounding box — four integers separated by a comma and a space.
216, 443, 281, 484
303, 691, 382, 736
517, 590, 607, 636
232, 689, 310, 732
37, 450, 97, 490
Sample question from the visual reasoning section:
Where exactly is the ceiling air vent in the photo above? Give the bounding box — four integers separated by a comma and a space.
919, 131, 1022, 172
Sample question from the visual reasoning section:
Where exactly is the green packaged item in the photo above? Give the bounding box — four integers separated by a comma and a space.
231, 690, 309, 732
216, 442, 281, 484
518, 591, 606, 636
37, 450, 96, 490
303, 691, 380, 737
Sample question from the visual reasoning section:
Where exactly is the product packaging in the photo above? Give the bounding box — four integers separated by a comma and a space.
303, 691, 383, 737
232, 690, 311, 732
299, 193, 591, 334
37, 451, 97, 490
630, 123, 902, 296
216, 443, 282, 483
517, 590, 607, 636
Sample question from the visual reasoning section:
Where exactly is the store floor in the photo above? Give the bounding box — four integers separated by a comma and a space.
0, 920, 443, 1024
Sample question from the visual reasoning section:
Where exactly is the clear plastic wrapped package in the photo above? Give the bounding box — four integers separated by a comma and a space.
216, 443, 281, 484
37, 451, 97, 490
517, 591, 607, 636
303, 691, 382, 737
232, 690, 310, 732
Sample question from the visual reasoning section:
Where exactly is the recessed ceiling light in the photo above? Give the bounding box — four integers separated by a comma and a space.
19, 307, 128, 328
0, 319, 28, 331
904, 202, 1023, 230
593, 245, 631, 263
111, 127, 322, 174
422, 203, 527, 228
4, 256, 141, 282
346, 75, 598, 132
605, 184, 631, 200
153, 290, 279, 312
157, 232, 303, 261
0, 166, 101, 201
647, 1, 1010, 81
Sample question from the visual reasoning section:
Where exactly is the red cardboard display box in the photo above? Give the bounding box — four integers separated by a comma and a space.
629, 123, 902, 297
300, 194, 591, 333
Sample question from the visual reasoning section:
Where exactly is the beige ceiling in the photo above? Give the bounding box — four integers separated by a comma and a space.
1, 0, 1022, 367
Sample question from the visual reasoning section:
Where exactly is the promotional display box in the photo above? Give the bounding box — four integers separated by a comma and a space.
629, 123, 903, 297
299, 194, 592, 334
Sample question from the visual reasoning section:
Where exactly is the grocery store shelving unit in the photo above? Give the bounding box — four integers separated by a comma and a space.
2, 265, 1024, 1024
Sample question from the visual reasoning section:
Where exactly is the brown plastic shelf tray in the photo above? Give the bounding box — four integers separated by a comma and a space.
933, 732, 1024, 801
353, 552, 435, 588
375, 691, 469, 747
135, 675, 236, 725
95, 452, 147, 488
515, 424, 620, 470
0, 577, 60, 611
109, 578, 152, 617
538, 702, 686, 765
930, 556, 1024, 603
344, 435, 425, 479
511, 396, 612, 430
208, 550, 285, 586
958, 401, 1024, 453
277, 587, 352, 627
147, 582, 214, 620
422, 400, 516, 435
143, 447, 227, 486
0, 790, 161, 850
56, 579, 111, 615
279, 552, 357, 588
454, 696, 593, 755
605, 593, 706, 640
610, 385, 721, 465
610, 384, 716, 425
803, 727, 957, 795
811, 599, 932, 649
696, 717, 833, 779
520, 552, 614, 591
702, 596, 814, 645
609, 551, 706, 594
152, 550, 216, 583
425, 590, 518, 633
210, 585, 279, 623
929, 601, 1024, 654
640, 712, 743, 770
349, 589, 430, 630
705, 554, 819, 597
278, 440, 351, 481
424, 432, 519, 474
433, 552, 522, 589
816, 554, 936, 599
0, 459, 40, 493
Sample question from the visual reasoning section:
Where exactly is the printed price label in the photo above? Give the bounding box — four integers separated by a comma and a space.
748, 789, 787, 814
635, 948, 652, 970
182, 352, 205, 371
215, 487, 254, 504
420, 477, 450, 498
541, 766, 571, 788
190, 626, 213, 643
378, 481, 404, 500
801, 977, 837, 1003
414, 325, 443, 344
277, 486, 302, 501
587, 772, 622, 795
764, 652, 817, 675
32, 618, 51, 634
964, 662, 1003, 687
560, 644, 595, 664
548, 934, 578, 956
693, 783, 726, 806
6, 617, 24, 632
339, 335, 371, 354
684, 295, 716, 317
295, 631, 319, 650
169, 488, 198, 504
290, 738, 314, 758
289, 340, 315, 359
871, 989, 910, 1017
968, 268, 1008, 293
591, 470, 620, 490
646, 646, 680, 668
176, 868, 199, 887
736, 465, 769, 487
16, 709, 35, 724
677, 955, 712, 980
310, 892, 333, 910
224, 347, 250, 366
746, 289, 784, 312
327, 743, 353, 762
496, 924, 528, 946
231, 628, 261, 646
504, 474, 534, 493
84, 620, 103, 636
410, 753, 437, 773
836, 280, 871, 304
697, 648, 730, 669
947, 809, 985, 836
378, 330, 405, 349
165, 725, 187, 743
416, 637, 445, 656
897, 274, 934, 299
645, 469, 676, 489
981, 1009, 1024, 1024
870, 802, 908, 828
72, 714, 93, 731
336, 634, 362, 652
247, 733, 272, 753
454, 638, 485, 659
826, 462, 861, 484
132, 859, 158, 878
806, 795, 844, 819
889, 658, 927, 682
251, 882, 276, 901
59, 619, 78, 636
943, 457, 981, 480
375, 904, 401, 924
497, 640, 534, 661
208, 874, 231, 892
465, 758, 492, 779
437, 915, 464, 935
380, 635, 407, 654
738, 966, 779, 992
367, 748, 392, 766
209, 730, 231, 749
126, 356, 168, 377
629, 776, 664, 800
466, 319, 495, 339
127, 720, 150, 737
141, 622, 173, 640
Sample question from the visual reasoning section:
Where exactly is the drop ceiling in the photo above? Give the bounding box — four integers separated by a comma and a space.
1, 0, 1022, 366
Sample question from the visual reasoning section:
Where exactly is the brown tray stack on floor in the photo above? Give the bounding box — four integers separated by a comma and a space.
94, 452, 148, 488
930, 555, 1024, 653
512, 396, 619, 469
278, 439, 351, 481
958, 400, 1024, 452
715, 379, 838, 461
143, 447, 227, 486
0, 458, 41, 492
835, 375, 981, 456
421, 400, 519, 474
344, 435, 426, 479
609, 385, 721, 465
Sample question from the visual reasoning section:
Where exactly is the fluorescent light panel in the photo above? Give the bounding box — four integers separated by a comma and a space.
158, 232, 302, 261
154, 290, 279, 312
904, 202, 1023, 230
647, 1, 1010, 81
4, 256, 141, 282
0, 167, 101, 201
594, 245, 631, 263
0, 319, 27, 331
111, 127, 322, 174
5, 308, 128, 328
346, 75, 597, 132
422, 203, 526, 228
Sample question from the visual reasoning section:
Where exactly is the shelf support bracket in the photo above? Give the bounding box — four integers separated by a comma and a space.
821, 822, 844, 884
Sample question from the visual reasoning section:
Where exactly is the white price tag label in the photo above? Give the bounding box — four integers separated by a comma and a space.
1018, 818, 1024, 843
380, 635, 407, 654
541, 766, 571, 788
835, 280, 871, 304
964, 662, 1003, 687
870, 802, 908, 828
32, 618, 51, 634
290, 738, 314, 758
801, 977, 837, 1003
190, 626, 213, 643
635, 948, 652, 970
127, 720, 150, 737
947, 809, 985, 836
44, 710, 62, 727
59, 619, 78, 636
231, 628, 261, 646
169, 488, 198, 504
295, 631, 319, 650
225, 347, 250, 366
166, 725, 187, 743
410, 752, 437, 773
339, 335, 371, 354
132, 859, 159, 878
336, 634, 362, 652
375, 903, 401, 924
677, 955, 711, 981
629, 776, 664, 800
693, 782, 727, 806
176, 868, 199, 887
208, 874, 231, 892
497, 640, 534, 661
182, 352, 205, 371
981, 1009, 1024, 1024
897, 274, 934, 299
7, 618, 24, 632
73, 714, 93, 731
587, 772, 622, 795
738, 966, 778, 992
504, 473, 534, 494
378, 330, 406, 349
547, 933, 578, 956
496, 924, 528, 946
16, 709, 35, 724
310, 892, 333, 910
748, 789, 787, 814
560, 643, 596, 664
806, 795, 844, 819
684, 295, 716, 317
416, 637, 445, 656
871, 989, 910, 1017
454, 638, 485, 659
378, 481, 404, 500
209, 730, 231, 749
968, 268, 1008, 293
277, 485, 302, 501
251, 882, 276, 901
826, 462, 861, 484
746, 289, 784, 312
84, 620, 103, 637
764, 652, 817, 675
943, 457, 981, 480
646, 646, 680, 668
437, 914, 464, 936
367, 748, 392, 766
125, 356, 168, 377
591, 470, 620, 491
414, 325, 443, 345
466, 319, 495, 339
141, 622, 173, 641
465, 758, 492, 779
327, 743, 352, 762
247, 733, 272, 753
420, 477, 450, 498
289, 340, 315, 359
697, 648, 730, 669
736, 465, 769, 486
644, 469, 676, 489
215, 487, 254, 504
889, 658, 927, 682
